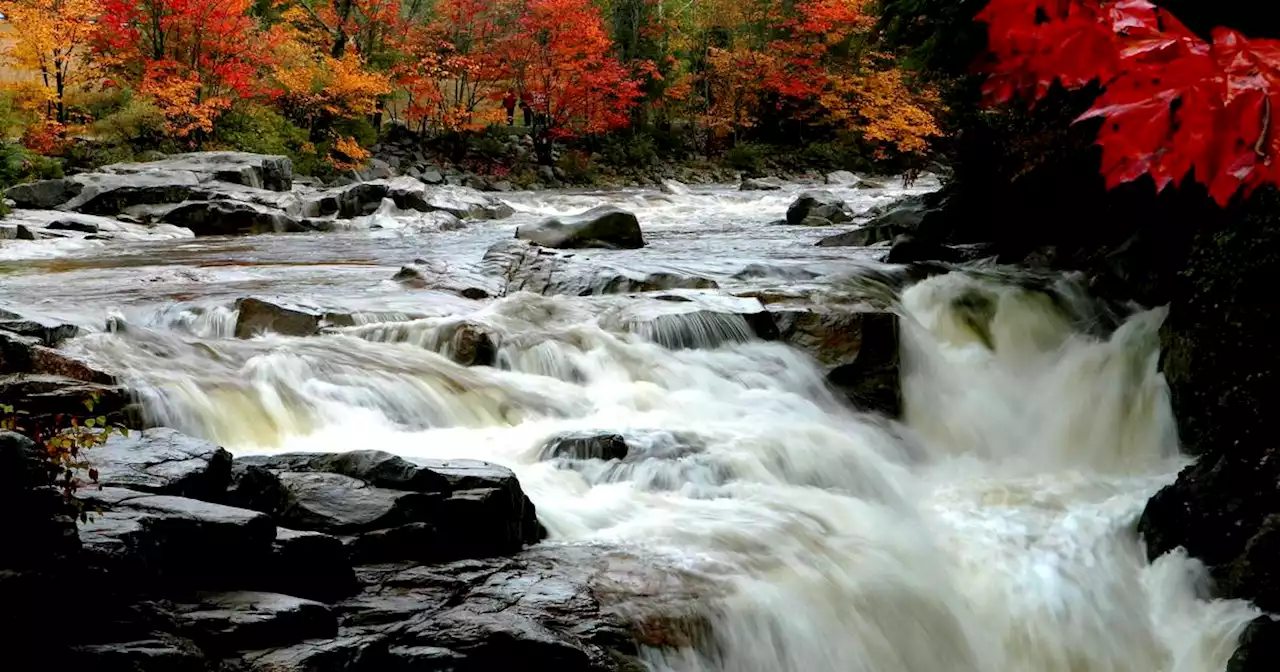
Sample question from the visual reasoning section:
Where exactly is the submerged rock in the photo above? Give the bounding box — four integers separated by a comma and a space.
739, 177, 782, 191
482, 241, 714, 296
539, 432, 630, 461
234, 298, 355, 339
516, 205, 645, 250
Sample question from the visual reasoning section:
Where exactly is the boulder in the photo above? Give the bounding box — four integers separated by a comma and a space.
5, 178, 84, 209
78, 489, 277, 588
515, 205, 645, 250
175, 591, 336, 654
161, 200, 303, 236
0, 374, 137, 428
416, 184, 515, 220
815, 226, 884, 248
786, 191, 852, 226
234, 298, 355, 339
269, 528, 359, 602
240, 635, 385, 671
825, 170, 858, 185
59, 171, 203, 215
420, 167, 445, 185
228, 451, 543, 562
739, 177, 781, 191
90, 428, 233, 500
100, 152, 294, 192
538, 432, 629, 461
391, 264, 496, 300
0, 329, 115, 383
0, 310, 81, 346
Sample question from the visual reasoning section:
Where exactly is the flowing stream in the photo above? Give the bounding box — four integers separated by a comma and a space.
0, 178, 1259, 671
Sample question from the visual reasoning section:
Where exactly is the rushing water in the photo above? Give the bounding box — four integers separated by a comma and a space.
0, 177, 1258, 671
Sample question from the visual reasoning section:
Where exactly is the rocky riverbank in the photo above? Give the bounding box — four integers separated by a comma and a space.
0, 424, 714, 671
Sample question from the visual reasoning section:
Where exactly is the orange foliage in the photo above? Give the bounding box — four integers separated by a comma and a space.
139, 60, 233, 139
0, 0, 100, 123
329, 135, 370, 171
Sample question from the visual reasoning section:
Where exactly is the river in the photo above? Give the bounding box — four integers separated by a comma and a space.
0, 178, 1258, 671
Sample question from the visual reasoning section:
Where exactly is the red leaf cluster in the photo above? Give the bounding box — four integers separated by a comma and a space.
978, 0, 1280, 205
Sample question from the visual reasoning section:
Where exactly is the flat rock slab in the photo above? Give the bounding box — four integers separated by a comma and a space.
92, 427, 233, 500
176, 591, 336, 653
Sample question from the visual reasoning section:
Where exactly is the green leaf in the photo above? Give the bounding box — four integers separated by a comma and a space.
85, 418, 96, 428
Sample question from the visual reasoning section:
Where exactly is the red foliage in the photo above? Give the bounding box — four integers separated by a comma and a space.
496, 0, 642, 139
94, 0, 266, 100
977, 0, 1280, 205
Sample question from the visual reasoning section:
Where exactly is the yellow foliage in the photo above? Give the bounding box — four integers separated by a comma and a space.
0, 0, 100, 122
328, 135, 369, 171
821, 68, 942, 156
269, 26, 391, 125
141, 64, 232, 138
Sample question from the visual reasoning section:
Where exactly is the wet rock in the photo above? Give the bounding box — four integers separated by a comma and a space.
342, 544, 708, 671
241, 634, 386, 671
360, 158, 395, 181
1228, 616, 1280, 672
483, 241, 715, 296
420, 167, 445, 185
539, 432, 630, 461
391, 263, 497, 299
5, 177, 84, 209
815, 226, 884, 247
660, 179, 689, 195
605, 294, 779, 349
91, 428, 233, 500
235, 450, 453, 493
234, 298, 355, 339
854, 176, 889, 189
516, 205, 645, 250
60, 171, 203, 215
175, 591, 337, 653
64, 634, 209, 671
769, 305, 878, 372
100, 152, 294, 192
739, 177, 781, 191
419, 184, 515, 220
0, 329, 115, 383
161, 200, 303, 236
786, 191, 852, 225
77, 489, 277, 588
269, 528, 360, 602
1140, 446, 1280, 604
229, 451, 543, 562
438, 320, 498, 366
816, 309, 900, 417
0, 375, 136, 427
825, 170, 857, 184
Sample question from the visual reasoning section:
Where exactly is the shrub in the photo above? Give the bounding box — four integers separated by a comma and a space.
556, 149, 598, 184
2, 397, 126, 516
92, 97, 168, 150
599, 132, 658, 168
724, 141, 767, 174
0, 142, 65, 191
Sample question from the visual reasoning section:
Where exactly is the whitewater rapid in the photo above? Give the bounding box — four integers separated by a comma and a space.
0, 178, 1257, 671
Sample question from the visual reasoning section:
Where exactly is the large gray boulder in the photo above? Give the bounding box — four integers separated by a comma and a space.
174, 591, 336, 654
4, 178, 83, 209
100, 152, 294, 192
515, 205, 645, 249
311, 178, 514, 220
58, 171, 203, 215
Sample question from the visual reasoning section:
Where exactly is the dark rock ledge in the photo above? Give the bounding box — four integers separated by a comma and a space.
0, 428, 710, 671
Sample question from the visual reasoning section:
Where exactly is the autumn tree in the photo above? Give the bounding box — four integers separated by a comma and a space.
0, 0, 100, 125
393, 0, 515, 136
977, 0, 1280, 206
497, 0, 643, 163
94, 0, 268, 139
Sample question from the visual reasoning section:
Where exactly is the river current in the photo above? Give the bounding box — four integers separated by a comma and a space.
0, 177, 1257, 671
